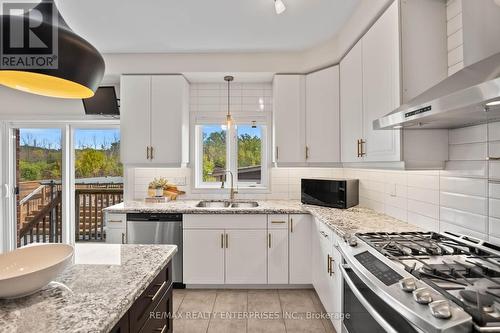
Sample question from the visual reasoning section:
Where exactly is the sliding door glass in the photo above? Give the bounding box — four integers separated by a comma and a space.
15, 128, 63, 247
73, 128, 123, 242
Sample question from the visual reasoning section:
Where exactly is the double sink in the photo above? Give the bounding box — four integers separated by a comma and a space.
196, 200, 259, 208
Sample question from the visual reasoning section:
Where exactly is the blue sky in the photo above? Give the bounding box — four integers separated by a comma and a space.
20, 128, 120, 150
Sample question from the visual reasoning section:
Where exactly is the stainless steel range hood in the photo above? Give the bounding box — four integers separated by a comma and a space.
374, 52, 500, 130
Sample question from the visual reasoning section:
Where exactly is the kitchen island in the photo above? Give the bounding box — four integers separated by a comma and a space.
0, 244, 177, 333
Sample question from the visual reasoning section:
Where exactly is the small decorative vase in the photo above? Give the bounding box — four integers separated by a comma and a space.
155, 187, 164, 197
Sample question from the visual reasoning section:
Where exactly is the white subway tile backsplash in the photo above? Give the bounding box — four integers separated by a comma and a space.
407, 199, 440, 220
440, 207, 488, 233
449, 124, 487, 144
447, 13, 462, 36
440, 221, 486, 240
490, 183, 500, 199
442, 161, 488, 178
489, 141, 500, 158
490, 161, 500, 180
407, 186, 439, 204
408, 212, 439, 232
490, 198, 500, 219
407, 173, 439, 190
449, 142, 487, 161
440, 192, 488, 215
489, 123, 500, 141
490, 217, 500, 238
440, 177, 487, 197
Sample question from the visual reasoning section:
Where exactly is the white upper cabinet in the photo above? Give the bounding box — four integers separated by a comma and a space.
120, 75, 189, 166
340, 41, 364, 163
273, 75, 306, 165
305, 66, 340, 164
340, 0, 449, 166
120, 75, 151, 165
362, 0, 401, 162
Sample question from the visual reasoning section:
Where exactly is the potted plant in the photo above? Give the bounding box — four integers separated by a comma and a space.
149, 177, 169, 197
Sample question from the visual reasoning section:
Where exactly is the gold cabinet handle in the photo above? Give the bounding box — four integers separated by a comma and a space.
305, 146, 309, 160
271, 221, 286, 224
290, 218, 294, 233
151, 146, 154, 160
276, 146, 279, 160
360, 139, 366, 157
327, 254, 331, 274
121, 233, 126, 244
225, 233, 229, 248
329, 256, 335, 276
357, 139, 361, 157
108, 220, 122, 223
147, 281, 167, 302
488, 157, 500, 161
147, 146, 150, 160
221, 233, 224, 249
268, 233, 272, 248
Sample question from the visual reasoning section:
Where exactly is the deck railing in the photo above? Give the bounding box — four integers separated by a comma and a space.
75, 188, 124, 241
17, 182, 123, 246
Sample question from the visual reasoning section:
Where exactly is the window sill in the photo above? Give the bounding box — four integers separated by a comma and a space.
192, 187, 270, 194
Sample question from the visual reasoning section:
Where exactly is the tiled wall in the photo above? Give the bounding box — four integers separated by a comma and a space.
190, 82, 272, 113
447, 0, 464, 75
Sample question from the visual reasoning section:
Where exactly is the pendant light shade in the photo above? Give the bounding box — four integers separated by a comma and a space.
0, 0, 105, 99
225, 75, 234, 128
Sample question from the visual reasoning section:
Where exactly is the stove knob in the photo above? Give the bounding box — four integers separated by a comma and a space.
344, 234, 358, 247
399, 277, 417, 292
429, 300, 452, 319
413, 287, 433, 304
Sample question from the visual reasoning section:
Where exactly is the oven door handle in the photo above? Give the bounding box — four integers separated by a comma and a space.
340, 264, 399, 333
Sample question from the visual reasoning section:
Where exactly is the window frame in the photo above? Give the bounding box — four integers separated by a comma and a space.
192, 112, 271, 191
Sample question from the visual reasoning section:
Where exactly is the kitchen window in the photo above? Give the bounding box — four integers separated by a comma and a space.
194, 114, 270, 190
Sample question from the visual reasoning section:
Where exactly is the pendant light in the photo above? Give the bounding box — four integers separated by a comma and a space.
224, 75, 234, 128
0, 0, 105, 99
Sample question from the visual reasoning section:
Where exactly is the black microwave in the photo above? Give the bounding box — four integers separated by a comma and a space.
301, 178, 359, 209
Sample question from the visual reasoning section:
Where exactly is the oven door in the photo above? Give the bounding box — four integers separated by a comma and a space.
340, 263, 422, 333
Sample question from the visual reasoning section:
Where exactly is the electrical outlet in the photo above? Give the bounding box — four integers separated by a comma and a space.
171, 177, 187, 186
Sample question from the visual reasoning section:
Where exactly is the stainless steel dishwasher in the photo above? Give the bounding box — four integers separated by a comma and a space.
126, 213, 184, 288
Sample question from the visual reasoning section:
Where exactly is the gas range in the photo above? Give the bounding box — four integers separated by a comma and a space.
341, 231, 500, 332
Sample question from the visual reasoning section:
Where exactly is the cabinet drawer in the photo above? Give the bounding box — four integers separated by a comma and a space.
267, 214, 288, 229
107, 213, 127, 229
184, 214, 267, 229
139, 287, 173, 333
130, 261, 172, 333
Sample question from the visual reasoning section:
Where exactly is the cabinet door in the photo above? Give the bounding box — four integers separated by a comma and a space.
289, 215, 312, 284
330, 242, 343, 333
340, 41, 364, 163
305, 66, 340, 163
362, 1, 401, 162
225, 229, 267, 284
183, 229, 224, 284
120, 75, 152, 164
150, 75, 189, 166
106, 228, 126, 244
268, 229, 288, 284
311, 219, 325, 296
273, 75, 306, 165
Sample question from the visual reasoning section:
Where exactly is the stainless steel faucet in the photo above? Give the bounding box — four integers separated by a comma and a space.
221, 170, 238, 201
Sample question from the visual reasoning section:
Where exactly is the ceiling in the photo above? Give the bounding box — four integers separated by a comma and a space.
51, 0, 360, 54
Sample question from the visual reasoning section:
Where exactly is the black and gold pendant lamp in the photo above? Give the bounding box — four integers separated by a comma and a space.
0, 0, 104, 98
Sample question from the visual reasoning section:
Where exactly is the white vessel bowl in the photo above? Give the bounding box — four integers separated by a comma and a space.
0, 243, 74, 298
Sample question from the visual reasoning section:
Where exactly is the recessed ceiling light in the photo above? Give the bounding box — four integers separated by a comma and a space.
486, 100, 500, 107
275, 0, 286, 15
393, 125, 403, 129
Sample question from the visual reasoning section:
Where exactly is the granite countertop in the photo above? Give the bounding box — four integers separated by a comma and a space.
0, 244, 177, 333
105, 200, 421, 237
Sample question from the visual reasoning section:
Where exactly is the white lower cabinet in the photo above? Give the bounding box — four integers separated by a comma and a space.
225, 229, 267, 284
105, 213, 126, 244
183, 229, 225, 284
268, 229, 289, 284
312, 218, 342, 328
289, 214, 312, 284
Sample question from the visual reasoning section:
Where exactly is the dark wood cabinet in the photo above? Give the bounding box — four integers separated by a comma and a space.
110, 261, 173, 333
